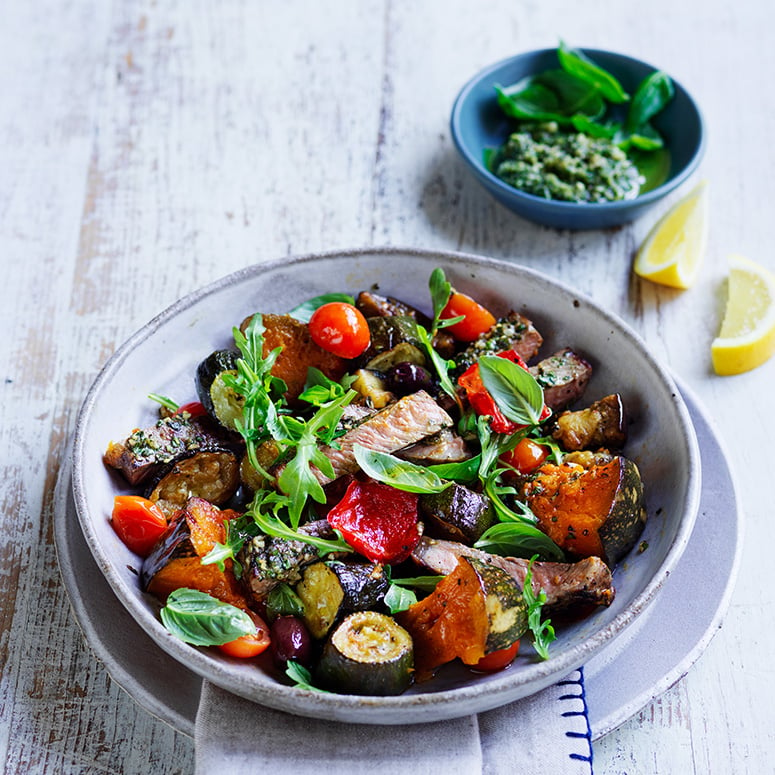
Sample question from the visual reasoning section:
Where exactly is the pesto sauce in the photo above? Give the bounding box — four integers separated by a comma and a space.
491, 122, 643, 203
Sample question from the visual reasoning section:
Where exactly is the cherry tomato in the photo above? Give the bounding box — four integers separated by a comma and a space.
440, 292, 496, 342
308, 302, 371, 359
111, 495, 168, 557
327, 479, 421, 564
500, 438, 549, 474
176, 401, 207, 418
217, 610, 271, 658
473, 640, 520, 672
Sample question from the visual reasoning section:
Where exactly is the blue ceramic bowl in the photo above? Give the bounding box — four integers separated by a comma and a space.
450, 48, 705, 230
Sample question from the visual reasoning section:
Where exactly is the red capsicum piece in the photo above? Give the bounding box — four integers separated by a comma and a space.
326, 479, 421, 564
457, 350, 550, 434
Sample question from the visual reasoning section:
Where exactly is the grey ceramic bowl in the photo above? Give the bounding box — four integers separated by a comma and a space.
450, 48, 705, 229
71, 248, 701, 724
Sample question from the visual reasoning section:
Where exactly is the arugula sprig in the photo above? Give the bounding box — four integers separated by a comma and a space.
523, 556, 556, 659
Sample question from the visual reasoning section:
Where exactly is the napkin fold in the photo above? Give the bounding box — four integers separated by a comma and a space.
195, 668, 593, 775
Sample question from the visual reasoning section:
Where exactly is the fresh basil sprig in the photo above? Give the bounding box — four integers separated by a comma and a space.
160, 588, 256, 646
288, 293, 355, 323
523, 556, 556, 659
285, 661, 329, 692
474, 521, 564, 562
625, 70, 674, 133
557, 40, 629, 103
478, 355, 545, 426
353, 444, 451, 494
383, 569, 443, 614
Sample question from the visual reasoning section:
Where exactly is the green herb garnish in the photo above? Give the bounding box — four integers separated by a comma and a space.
522, 556, 556, 659
353, 444, 451, 494
148, 393, 180, 413
285, 661, 329, 692
288, 293, 356, 323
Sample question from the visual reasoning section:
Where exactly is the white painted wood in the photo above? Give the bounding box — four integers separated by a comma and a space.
1, 0, 772, 772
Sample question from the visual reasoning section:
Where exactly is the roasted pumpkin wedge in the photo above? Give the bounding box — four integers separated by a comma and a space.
397, 556, 527, 676
195, 349, 244, 431
316, 611, 414, 695
145, 448, 240, 514
521, 455, 646, 566
419, 483, 496, 543
296, 560, 390, 639
141, 497, 246, 607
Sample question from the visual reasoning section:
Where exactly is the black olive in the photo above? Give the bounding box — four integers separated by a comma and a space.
386, 362, 433, 394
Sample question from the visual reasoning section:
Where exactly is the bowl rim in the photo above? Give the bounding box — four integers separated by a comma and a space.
71, 246, 702, 722
450, 47, 706, 213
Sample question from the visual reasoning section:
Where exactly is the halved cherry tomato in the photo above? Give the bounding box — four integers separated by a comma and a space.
458, 350, 550, 434
473, 640, 520, 672
308, 302, 371, 359
440, 291, 496, 342
111, 495, 168, 557
176, 401, 207, 418
500, 437, 549, 475
217, 610, 271, 658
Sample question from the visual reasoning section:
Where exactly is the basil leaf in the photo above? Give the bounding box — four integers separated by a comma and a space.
474, 522, 564, 562
285, 661, 329, 692
266, 583, 305, 619
428, 454, 481, 484
495, 83, 565, 123
353, 444, 451, 494
384, 583, 418, 614
626, 70, 674, 131
389, 575, 444, 592
160, 589, 256, 646
288, 293, 355, 323
570, 114, 620, 138
557, 41, 629, 104
478, 355, 545, 426
622, 122, 664, 151
534, 69, 605, 118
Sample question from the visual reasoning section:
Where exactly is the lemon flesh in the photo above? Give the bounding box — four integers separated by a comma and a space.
634, 181, 708, 289
712, 254, 775, 376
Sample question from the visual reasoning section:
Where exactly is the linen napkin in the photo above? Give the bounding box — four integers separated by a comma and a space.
194, 668, 593, 774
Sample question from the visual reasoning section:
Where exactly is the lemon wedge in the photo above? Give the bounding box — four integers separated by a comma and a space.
711, 254, 775, 375
634, 181, 708, 289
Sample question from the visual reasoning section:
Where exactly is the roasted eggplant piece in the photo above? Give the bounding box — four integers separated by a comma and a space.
145, 448, 240, 514
239, 313, 346, 402
397, 428, 472, 466
410, 536, 615, 611
419, 483, 495, 543
521, 455, 646, 566
296, 560, 390, 639
316, 611, 414, 695
351, 368, 395, 409
237, 520, 342, 602
140, 497, 246, 607
104, 414, 238, 487
195, 350, 243, 430
397, 557, 526, 675
362, 315, 422, 361
356, 290, 430, 322
553, 393, 627, 451
454, 311, 544, 374
529, 347, 593, 411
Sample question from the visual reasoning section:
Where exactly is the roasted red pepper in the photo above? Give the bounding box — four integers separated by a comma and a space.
457, 350, 550, 434
326, 479, 421, 564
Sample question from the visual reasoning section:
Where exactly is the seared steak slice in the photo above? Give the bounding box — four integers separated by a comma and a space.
455, 311, 544, 374
104, 414, 237, 486
410, 536, 614, 610
312, 390, 453, 484
530, 348, 593, 412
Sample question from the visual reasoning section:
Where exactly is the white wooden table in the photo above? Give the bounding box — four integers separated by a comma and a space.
1, 1, 772, 772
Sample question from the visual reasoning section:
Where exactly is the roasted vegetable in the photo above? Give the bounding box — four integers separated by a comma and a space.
521, 455, 646, 566
351, 368, 395, 409
195, 350, 243, 430
140, 497, 246, 607
240, 313, 346, 402
104, 414, 234, 486
145, 448, 240, 514
362, 316, 422, 360
529, 347, 593, 411
316, 611, 414, 695
397, 428, 472, 465
419, 483, 496, 543
553, 393, 628, 451
397, 556, 527, 675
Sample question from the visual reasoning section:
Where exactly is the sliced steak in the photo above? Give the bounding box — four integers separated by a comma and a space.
397, 428, 472, 465
410, 536, 614, 610
312, 390, 453, 484
530, 347, 593, 412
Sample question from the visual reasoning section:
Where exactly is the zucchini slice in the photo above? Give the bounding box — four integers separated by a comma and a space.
316, 611, 414, 696
296, 561, 389, 639
195, 350, 244, 431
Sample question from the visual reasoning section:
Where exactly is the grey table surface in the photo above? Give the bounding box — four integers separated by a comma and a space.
1, 1, 772, 772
